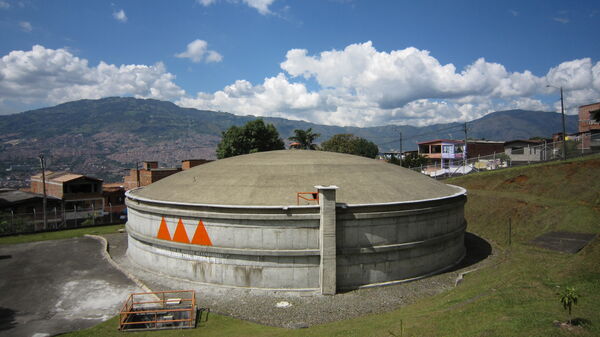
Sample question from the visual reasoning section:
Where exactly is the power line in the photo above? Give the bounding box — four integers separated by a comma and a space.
377, 123, 467, 147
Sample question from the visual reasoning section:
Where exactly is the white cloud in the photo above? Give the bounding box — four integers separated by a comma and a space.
179, 42, 600, 127
205, 50, 223, 63
553, 17, 569, 24
509, 97, 550, 111
2, 42, 598, 127
19, 21, 32, 32
242, 0, 275, 14
197, 0, 276, 15
0, 45, 184, 106
177, 73, 322, 121
545, 58, 600, 113
175, 39, 222, 63
281, 42, 544, 108
0, 1, 10, 9
546, 58, 594, 90
113, 9, 127, 22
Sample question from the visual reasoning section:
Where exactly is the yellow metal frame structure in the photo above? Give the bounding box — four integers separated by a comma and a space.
119, 290, 197, 331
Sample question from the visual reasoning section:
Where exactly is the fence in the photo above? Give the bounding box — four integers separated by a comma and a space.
0, 204, 126, 236
409, 132, 600, 179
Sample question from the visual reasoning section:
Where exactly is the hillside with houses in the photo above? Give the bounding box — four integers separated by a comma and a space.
0, 97, 581, 188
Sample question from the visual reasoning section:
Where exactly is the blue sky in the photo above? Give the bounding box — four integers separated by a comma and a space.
0, 0, 599, 127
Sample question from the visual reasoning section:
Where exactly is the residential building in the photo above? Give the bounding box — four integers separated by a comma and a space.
0, 188, 62, 215
123, 161, 180, 190
103, 182, 126, 212
503, 139, 550, 163
579, 102, 600, 149
418, 139, 464, 168
30, 171, 104, 221
181, 159, 212, 170
418, 139, 507, 176
0, 188, 63, 231
124, 159, 212, 190
466, 140, 505, 158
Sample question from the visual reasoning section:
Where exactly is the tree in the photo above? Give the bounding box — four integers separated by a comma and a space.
400, 152, 428, 168
216, 119, 285, 159
558, 286, 579, 325
288, 128, 320, 150
388, 154, 401, 166
320, 134, 379, 158
495, 152, 511, 165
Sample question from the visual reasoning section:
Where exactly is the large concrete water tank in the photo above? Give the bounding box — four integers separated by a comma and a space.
125, 150, 466, 294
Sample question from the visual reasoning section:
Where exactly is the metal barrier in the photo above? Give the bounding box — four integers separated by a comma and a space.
119, 290, 197, 331
0, 207, 125, 236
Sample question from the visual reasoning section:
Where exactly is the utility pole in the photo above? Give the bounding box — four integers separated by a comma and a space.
399, 131, 403, 167
38, 154, 48, 231
560, 87, 567, 160
136, 161, 140, 188
463, 123, 468, 171
547, 85, 568, 160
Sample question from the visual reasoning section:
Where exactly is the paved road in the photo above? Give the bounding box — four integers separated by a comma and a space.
0, 237, 140, 337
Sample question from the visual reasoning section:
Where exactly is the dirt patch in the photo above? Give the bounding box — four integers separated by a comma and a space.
503, 174, 529, 185
553, 319, 590, 333
580, 158, 600, 169
562, 158, 600, 179
516, 200, 528, 206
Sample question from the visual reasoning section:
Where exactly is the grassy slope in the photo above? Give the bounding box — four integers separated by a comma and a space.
64, 156, 600, 337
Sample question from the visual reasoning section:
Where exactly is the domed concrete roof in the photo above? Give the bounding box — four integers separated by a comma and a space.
129, 150, 462, 206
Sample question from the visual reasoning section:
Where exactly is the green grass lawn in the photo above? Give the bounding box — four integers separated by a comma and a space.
62, 155, 600, 336
0, 224, 125, 245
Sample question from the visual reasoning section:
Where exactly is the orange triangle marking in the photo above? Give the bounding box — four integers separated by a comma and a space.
156, 217, 172, 241
172, 218, 190, 244
191, 220, 213, 246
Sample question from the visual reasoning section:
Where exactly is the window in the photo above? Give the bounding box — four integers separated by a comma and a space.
511, 147, 524, 155
442, 145, 454, 154
67, 184, 92, 193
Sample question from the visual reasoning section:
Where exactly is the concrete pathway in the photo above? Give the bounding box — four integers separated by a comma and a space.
0, 237, 140, 337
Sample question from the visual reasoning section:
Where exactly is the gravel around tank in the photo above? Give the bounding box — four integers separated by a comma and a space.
104, 232, 495, 328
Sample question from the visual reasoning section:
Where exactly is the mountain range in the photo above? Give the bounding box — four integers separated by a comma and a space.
0, 97, 578, 187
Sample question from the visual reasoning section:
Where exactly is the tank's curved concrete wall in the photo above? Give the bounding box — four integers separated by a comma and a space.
336, 197, 466, 288
125, 188, 466, 292
125, 198, 322, 290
